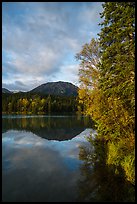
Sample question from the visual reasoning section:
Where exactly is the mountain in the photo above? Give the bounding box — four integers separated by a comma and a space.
29, 81, 78, 96
2, 88, 12, 93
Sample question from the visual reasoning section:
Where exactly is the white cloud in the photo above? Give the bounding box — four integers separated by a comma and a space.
51, 64, 80, 86
2, 2, 102, 91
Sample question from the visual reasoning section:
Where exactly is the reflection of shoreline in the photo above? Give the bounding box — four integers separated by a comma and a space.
2, 114, 78, 118
2, 129, 92, 147
2, 128, 92, 202
77, 138, 135, 202
2, 116, 92, 141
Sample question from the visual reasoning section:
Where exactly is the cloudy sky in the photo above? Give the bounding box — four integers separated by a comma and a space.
2, 2, 103, 92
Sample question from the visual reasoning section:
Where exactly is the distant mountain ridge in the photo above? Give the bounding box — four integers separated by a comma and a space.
2, 88, 12, 93
2, 81, 78, 96
29, 81, 78, 96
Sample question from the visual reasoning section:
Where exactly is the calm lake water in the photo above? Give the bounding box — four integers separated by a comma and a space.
2, 115, 94, 202
2, 115, 134, 202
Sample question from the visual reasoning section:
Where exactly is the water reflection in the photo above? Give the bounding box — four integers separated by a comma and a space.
3, 145, 79, 201
2, 115, 93, 202
3, 115, 134, 202
2, 115, 92, 141
77, 136, 135, 202
2, 129, 92, 202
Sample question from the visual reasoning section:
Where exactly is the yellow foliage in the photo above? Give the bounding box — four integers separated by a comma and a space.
77, 37, 135, 186
121, 153, 135, 185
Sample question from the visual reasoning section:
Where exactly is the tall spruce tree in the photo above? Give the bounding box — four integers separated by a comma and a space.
98, 2, 135, 185
99, 2, 135, 114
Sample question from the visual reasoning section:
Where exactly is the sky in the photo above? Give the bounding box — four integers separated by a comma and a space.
2, 2, 103, 92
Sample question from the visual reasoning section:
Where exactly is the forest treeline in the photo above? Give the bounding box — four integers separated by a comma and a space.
2, 92, 79, 114
76, 2, 135, 188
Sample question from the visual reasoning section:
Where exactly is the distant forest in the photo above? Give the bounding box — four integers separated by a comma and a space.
2, 92, 81, 114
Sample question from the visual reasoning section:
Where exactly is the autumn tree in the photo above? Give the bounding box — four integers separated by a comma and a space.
22, 98, 29, 113
76, 38, 101, 116
76, 2, 135, 185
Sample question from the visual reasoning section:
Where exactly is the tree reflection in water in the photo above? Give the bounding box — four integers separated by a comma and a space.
2, 116, 92, 141
77, 134, 135, 202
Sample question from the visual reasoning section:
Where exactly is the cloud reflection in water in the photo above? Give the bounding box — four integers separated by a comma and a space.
2, 128, 94, 202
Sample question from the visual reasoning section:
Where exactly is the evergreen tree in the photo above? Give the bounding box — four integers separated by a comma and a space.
98, 2, 135, 184
99, 2, 135, 113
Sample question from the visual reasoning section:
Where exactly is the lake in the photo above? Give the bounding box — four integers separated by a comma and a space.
2, 115, 94, 202
2, 115, 134, 202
